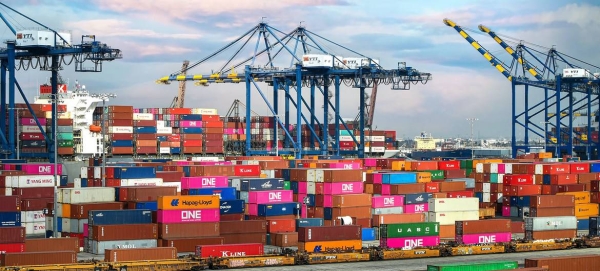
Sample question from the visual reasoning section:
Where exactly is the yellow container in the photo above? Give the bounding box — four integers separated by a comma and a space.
575, 203, 599, 218
416, 172, 432, 183
391, 161, 405, 171
557, 191, 590, 204
157, 195, 220, 210
404, 161, 412, 171
538, 152, 553, 159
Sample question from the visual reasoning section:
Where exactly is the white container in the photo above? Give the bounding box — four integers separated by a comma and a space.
21, 210, 45, 223
482, 192, 491, 203
119, 178, 163, 187
80, 167, 88, 178
481, 183, 491, 193
56, 203, 65, 218
133, 113, 153, 121
302, 54, 335, 68
364, 147, 385, 153
60, 187, 115, 204
159, 182, 181, 193
192, 108, 218, 115
504, 164, 513, 174
563, 68, 591, 78
156, 120, 166, 128
23, 222, 46, 235
261, 170, 275, 178
45, 111, 72, 119
427, 211, 479, 225
524, 216, 577, 231
94, 167, 101, 179
89, 239, 157, 255
16, 30, 71, 47
313, 169, 323, 183
372, 207, 404, 215
109, 126, 134, 134
339, 136, 353, 141
305, 182, 316, 194
189, 157, 221, 162
157, 127, 172, 134
428, 198, 479, 212
21, 126, 43, 133
45, 216, 53, 232
9, 175, 55, 188
366, 136, 385, 142
159, 147, 170, 154
73, 178, 82, 188
497, 174, 505, 183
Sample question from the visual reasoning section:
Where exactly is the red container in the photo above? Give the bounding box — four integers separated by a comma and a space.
504, 174, 534, 185
160, 237, 224, 253
444, 170, 466, 179
529, 207, 575, 217
0, 196, 20, 212
195, 243, 264, 258
90, 224, 158, 241
20, 198, 53, 211
25, 238, 79, 253
11, 188, 54, 199
220, 214, 244, 221
529, 195, 574, 208
221, 233, 266, 244
0, 227, 25, 244
69, 202, 125, 219
425, 182, 439, 193
297, 225, 361, 242
118, 187, 178, 202
0, 243, 25, 254
220, 221, 266, 234
525, 254, 600, 270
570, 163, 590, 173
446, 191, 473, 198
158, 223, 220, 239
438, 160, 460, 170
104, 247, 177, 262
552, 184, 586, 194
542, 163, 571, 174
455, 219, 511, 235
0, 251, 76, 266
234, 165, 261, 176
546, 174, 578, 185
267, 219, 296, 233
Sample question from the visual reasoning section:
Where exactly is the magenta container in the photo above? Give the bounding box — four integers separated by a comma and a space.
247, 204, 258, 215
455, 232, 511, 245
404, 203, 428, 213
19, 164, 62, 175
497, 163, 506, 174
372, 196, 404, 208
301, 205, 308, 219
247, 190, 293, 204
327, 163, 361, 169
318, 182, 363, 195
83, 223, 88, 237
197, 161, 232, 166
181, 176, 228, 189
176, 161, 194, 166
381, 184, 391, 195
297, 182, 315, 194
180, 120, 202, 128
156, 209, 220, 223
372, 173, 383, 184
20, 118, 47, 126
320, 195, 333, 207
364, 158, 377, 167
502, 206, 511, 217
381, 236, 440, 249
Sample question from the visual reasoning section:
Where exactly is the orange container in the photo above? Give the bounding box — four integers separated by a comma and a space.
298, 240, 361, 252
439, 181, 466, 192
548, 174, 578, 185
332, 194, 371, 208
136, 140, 156, 147
371, 213, 425, 227
416, 172, 432, 183
267, 219, 296, 233
439, 225, 455, 239
157, 195, 219, 210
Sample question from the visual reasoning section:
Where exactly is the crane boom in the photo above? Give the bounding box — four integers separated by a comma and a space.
443, 19, 513, 81
478, 25, 543, 81
366, 81, 378, 128
170, 60, 189, 108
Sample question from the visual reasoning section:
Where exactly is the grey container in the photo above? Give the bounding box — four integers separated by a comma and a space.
524, 216, 577, 231
371, 207, 404, 215
239, 191, 249, 202
89, 239, 157, 255
67, 218, 88, 233
57, 126, 74, 133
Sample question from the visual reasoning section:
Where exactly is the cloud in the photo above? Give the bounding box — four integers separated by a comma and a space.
63, 19, 202, 39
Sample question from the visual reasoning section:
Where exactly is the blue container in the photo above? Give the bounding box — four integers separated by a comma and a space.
114, 188, 120, 201
578, 218, 590, 231
240, 178, 285, 191
171, 147, 181, 154
362, 228, 376, 241
591, 163, 600, 173
114, 167, 156, 179
257, 202, 297, 216
296, 218, 324, 228
135, 202, 158, 211
448, 178, 475, 189
186, 187, 237, 200
510, 196, 531, 207
88, 209, 152, 226
112, 140, 134, 147
180, 114, 203, 121
281, 169, 291, 181
0, 212, 21, 227
220, 199, 245, 214
290, 181, 299, 194
21, 140, 46, 148
80, 178, 88, 188
324, 208, 334, 220
182, 166, 191, 177
45, 230, 53, 238
0, 159, 26, 163
135, 127, 157, 134
301, 194, 316, 207
157, 136, 167, 142
382, 173, 417, 184
404, 193, 432, 205
590, 216, 600, 236
181, 127, 203, 134
475, 192, 484, 202
60, 175, 68, 186
56, 217, 63, 232
141, 159, 172, 163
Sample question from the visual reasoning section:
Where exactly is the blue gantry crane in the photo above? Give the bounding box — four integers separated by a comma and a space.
0, 3, 122, 162
444, 19, 600, 159
157, 22, 431, 159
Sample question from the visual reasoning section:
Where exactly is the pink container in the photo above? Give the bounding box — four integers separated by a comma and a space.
320, 195, 333, 207
404, 203, 428, 213
502, 206, 511, 217
381, 236, 440, 249
176, 161, 194, 166
326, 163, 361, 169
320, 182, 364, 195
455, 232, 511, 245
83, 223, 88, 237
381, 184, 391, 195
297, 182, 315, 194
20, 118, 46, 126
364, 158, 377, 167
180, 120, 202, 128
301, 205, 308, 218
181, 176, 228, 189
20, 164, 63, 175
371, 173, 383, 184
247, 190, 293, 204
497, 163, 506, 174
197, 161, 232, 166
247, 204, 258, 215
372, 196, 404, 208
156, 209, 220, 223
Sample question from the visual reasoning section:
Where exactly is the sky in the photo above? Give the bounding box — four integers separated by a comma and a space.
2, 0, 600, 140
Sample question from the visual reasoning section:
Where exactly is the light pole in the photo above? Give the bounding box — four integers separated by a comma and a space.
50, 93, 64, 238
9, 108, 26, 160
466, 118, 478, 147
90, 93, 116, 187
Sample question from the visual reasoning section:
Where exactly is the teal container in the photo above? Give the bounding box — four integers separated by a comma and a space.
489, 173, 500, 183
57, 133, 73, 140
340, 130, 352, 136
427, 261, 518, 271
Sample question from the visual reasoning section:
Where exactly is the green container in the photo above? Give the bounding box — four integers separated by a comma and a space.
425, 170, 444, 180
380, 222, 439, 238
58, 140, 74, 147
464, 159, 474, 169
57, 132, 73, 140
489, 173, 500, 183
427, 261, 518, 271
284, 181, 291, 190
465, 168, 473, 177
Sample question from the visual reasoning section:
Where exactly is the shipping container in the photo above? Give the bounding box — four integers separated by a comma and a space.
455, 232, 511, 245
524, 216, 577, 231
0, 243, 25, 254
371, 195, 404, 208
68, 202, 125, 219
427, 261, 518, 271
298, 240, 362, 252
267, 219, 296, 233
195, 243, 264, 258
379, 222, 439, 238
220, 221, 267, 234
156, 209, 220, 223
427, 211, 479, 226
428, 198, 479, 212
524, 229, 576, 240
60, 187, 115, 204
240, 178, 285, 191
296, 218, 324, 228
157, 195, 220, 210
24, 238, 79, 253
372, 213, 426, 227
119, 186, 177, 202
297, 225, 361, 242
529, 207, 575, 217
89, 239, 158, 255
0, 212, 20, 227
90, 224, 158, 241
455, 219, 511, 235
104, 247, 177, 262
158, 222, 219, 239
20, 198, 52, 211
88, 210, 152, 226
220, 200, 245, 214
0, 251, 76, 266
525, 254, 600, 270
159, 237, 224, 253
530, 195, 575, 208
0, 196, 20, 212
221, 232, 267, 245
381, 236, 440, 249
404, 192, 431, 205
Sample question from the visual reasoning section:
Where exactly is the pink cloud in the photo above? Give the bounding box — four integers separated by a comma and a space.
63, 19, 202, 39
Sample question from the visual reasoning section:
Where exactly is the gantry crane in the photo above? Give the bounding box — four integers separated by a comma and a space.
0, 3, 122, 161
444, 19, 600, 159
157, 22, 431, 158
170, 60, 189, 108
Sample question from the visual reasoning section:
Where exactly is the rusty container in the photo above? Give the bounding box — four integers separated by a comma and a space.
524, 229, 576, 240
372, 213, 425, 227
270, 232, 298, 247
529, 195, 575, 208
119, 186, 178, 202
297, 225, 361, 242
24, 238, 79, 253
0, 251, 76, 266
330, 206, 371, 219
331, 194, 372, 207
159, 237, 224, 253
220, 221, 266, 234
455, 219, 511, 235
525, 254, 600, 270
0, 227, 25, 244
439, 181, 466, 192
104, 247, 177, 262
323, 169, 363, 182
0, 196, 20, 212
21, 198, 53, 211
221, 233, 267, 245
529, 207, 575, 217
390, 184, 425, 194
90, 224, 158, 241
158, 222, 219, 239
69, 202, 125, 219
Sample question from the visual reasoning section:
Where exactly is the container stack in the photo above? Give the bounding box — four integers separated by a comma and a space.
223, 116, 245, 154
86, 209, 154, 254
297, 225, 362, 252
20, 116, 47, 153
524, 216, 577, 240
527, 195, 575, 217
201, 115, 224, 154
427, 198, 479, 239
195, 243, 264, 259
379, 222, 440, 249
55, 117, 75, 156
105, 106, 135, 155
455, 219, 511, 245
157, 195, 223, 253
220, 220, 267, 245
320, 169, 371, 225
0, 227, 25, 253
134, 115, 158, 155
